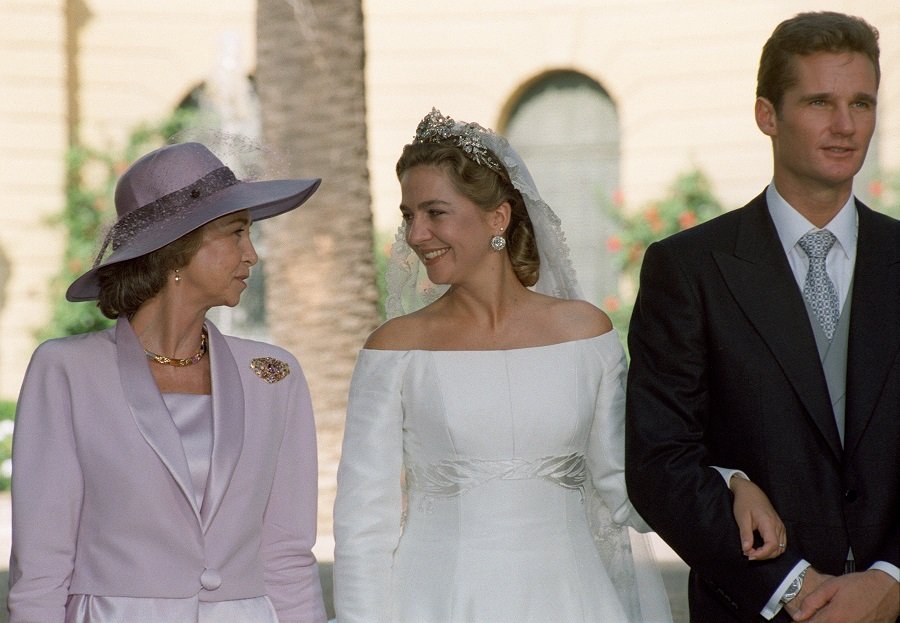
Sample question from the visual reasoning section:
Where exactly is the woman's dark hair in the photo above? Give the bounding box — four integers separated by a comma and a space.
396, 142, 539, 287
96, 228, 204, 319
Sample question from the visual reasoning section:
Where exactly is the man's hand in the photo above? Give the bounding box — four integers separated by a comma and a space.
729, 474, 786, 560
784, 567, 830, 620
791, 569, 900, 622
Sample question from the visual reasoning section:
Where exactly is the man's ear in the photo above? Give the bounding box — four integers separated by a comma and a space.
755, 97, 778, 137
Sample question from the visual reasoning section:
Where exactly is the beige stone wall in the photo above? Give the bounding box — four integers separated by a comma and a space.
363, 0, 900, 231
0, 0, 68, 399
1, 0, 897, 398
75, 1, 257, 146
876, 3, 900, 169
0, 0, 255, 398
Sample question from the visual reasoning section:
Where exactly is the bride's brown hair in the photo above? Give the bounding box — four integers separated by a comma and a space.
396, 142, 539, 287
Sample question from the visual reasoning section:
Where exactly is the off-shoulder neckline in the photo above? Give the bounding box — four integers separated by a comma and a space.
360, 329, 619, 354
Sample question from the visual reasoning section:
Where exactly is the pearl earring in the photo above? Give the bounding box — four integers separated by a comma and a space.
174, 269, 182, 283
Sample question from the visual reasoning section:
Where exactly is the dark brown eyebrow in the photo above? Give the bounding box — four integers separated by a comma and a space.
399, 199, 452, 211
800, 91, 877, 105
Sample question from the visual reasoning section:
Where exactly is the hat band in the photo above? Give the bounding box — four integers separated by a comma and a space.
93, 166, 239, 268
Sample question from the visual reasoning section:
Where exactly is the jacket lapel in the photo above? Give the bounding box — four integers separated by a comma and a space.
199, 320, 245, 533
843, 203, 900, 456
116, 317, 202, 521
712, 194, 843, 460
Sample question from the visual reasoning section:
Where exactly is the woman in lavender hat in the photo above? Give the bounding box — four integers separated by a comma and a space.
9, 142, 328, 623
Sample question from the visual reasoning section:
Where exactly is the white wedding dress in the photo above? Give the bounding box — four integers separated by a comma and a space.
333, 331, 672, 623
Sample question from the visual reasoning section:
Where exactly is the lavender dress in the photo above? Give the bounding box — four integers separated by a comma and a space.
64, 394, 278, 623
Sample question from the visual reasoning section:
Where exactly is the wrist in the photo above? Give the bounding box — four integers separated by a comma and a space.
729, 472, 749, 491
784, 566, 828, 616
780, 565, 809, 605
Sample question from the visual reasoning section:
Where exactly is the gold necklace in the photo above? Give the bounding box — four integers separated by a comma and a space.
144, 328, 208, 367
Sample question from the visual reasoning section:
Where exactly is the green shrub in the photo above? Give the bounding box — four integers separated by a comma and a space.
0, 401, 14, 420
868, 171, 900, 219
0, 401, 15, 490
42, 109, 199, 340
604, 169, 725, 339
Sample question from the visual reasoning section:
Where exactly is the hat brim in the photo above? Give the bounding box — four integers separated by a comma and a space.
65, 177, 321, 302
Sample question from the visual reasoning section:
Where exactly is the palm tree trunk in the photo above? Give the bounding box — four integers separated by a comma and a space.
256, 0, 377, 426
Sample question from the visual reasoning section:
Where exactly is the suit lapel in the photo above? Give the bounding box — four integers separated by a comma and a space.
116, 317, 202, 521
117, 318, 246, 530
843, 203, 900, 456
712, 195, 843, 460
199, 321, 245, 533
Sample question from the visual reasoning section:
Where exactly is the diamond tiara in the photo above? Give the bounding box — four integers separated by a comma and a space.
412, 108, 505, 177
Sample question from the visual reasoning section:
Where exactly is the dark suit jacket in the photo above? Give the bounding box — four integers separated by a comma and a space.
625, 191, 900, 622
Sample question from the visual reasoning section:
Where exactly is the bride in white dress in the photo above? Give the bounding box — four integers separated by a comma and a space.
333, 110, 776, 622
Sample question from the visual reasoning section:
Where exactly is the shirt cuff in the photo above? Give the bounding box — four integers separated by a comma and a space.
710, 466, 750, 489
870, 561, 900, 582
761, 560, 810, 620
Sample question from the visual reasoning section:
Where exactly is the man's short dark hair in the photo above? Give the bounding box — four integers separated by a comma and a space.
757, 11, 880, 111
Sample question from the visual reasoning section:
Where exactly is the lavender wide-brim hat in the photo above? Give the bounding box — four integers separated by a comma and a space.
66, 141, 321, 302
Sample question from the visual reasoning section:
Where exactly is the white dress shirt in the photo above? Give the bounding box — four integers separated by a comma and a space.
766, 183, 856, 311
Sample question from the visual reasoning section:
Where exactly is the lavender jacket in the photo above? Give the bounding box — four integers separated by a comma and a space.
8, 318, 326, 623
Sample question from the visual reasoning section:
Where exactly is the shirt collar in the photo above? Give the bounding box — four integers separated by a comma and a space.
765, 182, 858, 260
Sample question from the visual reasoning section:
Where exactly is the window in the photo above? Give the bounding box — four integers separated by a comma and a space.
503, 71, 621, 306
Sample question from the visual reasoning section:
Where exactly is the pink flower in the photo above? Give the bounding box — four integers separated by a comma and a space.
628, 243, 644, 263
869, 179, 884, 198
644, 205, 664, 233
603, 296, 620, 312
678, 211, 697, 229
606, 236, 623, 253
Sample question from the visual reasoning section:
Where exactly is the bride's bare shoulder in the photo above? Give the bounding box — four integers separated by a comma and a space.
364, 317, 408, 351
363, 312, 431, 351
541, 296, 613, 340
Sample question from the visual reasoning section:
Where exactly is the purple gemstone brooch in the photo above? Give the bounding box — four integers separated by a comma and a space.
250, 357, 291, 384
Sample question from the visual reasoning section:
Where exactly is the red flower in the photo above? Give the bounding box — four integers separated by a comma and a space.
606, 236, 623, 253
644, 205, 664, 233
628, 243, 644, 263
612, 188, 625, 207
603, 296, 620, 312
678, 211, 697, 229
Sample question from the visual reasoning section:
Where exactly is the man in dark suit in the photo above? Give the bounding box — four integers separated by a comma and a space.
625, 11, 899, 623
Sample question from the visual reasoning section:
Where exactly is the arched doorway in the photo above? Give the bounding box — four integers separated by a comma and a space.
503, 71, 620, 307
